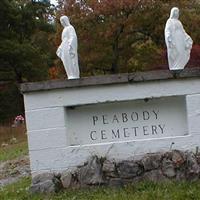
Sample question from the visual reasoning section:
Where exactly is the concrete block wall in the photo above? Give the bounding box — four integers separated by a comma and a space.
21, 69, 200, 176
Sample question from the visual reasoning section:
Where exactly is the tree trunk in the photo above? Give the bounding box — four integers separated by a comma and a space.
111, 24, 125, 73
111, 41, 119, 73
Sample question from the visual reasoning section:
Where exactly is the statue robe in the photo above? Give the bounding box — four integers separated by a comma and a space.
165, 18, 193, 70
57, 25, 79, 79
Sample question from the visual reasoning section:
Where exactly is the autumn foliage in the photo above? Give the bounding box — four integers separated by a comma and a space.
189, 45, 200, 68
54, 0, 200, 76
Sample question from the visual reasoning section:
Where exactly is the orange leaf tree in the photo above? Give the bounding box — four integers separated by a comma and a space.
55, 0, 200, 76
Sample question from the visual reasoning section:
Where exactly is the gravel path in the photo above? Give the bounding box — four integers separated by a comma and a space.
0, 156, 30, 187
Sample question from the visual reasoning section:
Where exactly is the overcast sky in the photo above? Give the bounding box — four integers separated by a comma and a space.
50, 0, 58, 5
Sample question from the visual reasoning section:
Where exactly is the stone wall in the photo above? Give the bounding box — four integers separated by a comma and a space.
30, 150, 200, 193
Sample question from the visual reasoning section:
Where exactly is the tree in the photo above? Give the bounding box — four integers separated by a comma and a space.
0, 0, 56, 122
55, 0, 200, 75
0, 0, 56, 83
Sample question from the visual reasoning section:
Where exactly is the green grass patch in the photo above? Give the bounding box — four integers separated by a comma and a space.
1, 177, 200, 200
0, 141, 28, 162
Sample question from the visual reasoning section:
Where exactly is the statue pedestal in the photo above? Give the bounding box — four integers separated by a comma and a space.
21, 68, 200, 176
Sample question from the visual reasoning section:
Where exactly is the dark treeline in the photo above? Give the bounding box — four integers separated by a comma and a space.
0, 0, 56, 122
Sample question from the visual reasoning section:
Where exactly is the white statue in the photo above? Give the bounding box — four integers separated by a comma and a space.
165, 7, 193, 70
56, 16, 80, 79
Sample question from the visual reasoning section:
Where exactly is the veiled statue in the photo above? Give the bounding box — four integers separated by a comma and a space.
165, 7, 193, 70
57, 16, 80, 79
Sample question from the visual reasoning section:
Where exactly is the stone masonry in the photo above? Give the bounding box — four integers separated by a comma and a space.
30, 150, 200, 193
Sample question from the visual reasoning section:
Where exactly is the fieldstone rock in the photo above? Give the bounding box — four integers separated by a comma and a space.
30, 180, 55, 194
117, 161, 143, 178
1, 142, 8, 148
77, 156, 104, 186
30, 173, 63, 193
102, 160, 117, 178
52, 175, 63, 192
41, 180, 56, 193
176, 169, 186, 181
142, 169, 168, 182
61, 171, 72, 188
108, 178, 123, 187
163, 152, 173, 160
32, 173, 54, 184
196, 153, 200, 164
186, 152, 200, 181
172, 150, 185, 168
29, 183, 40, 194
141, 153, 162, 171
162, 158, 176, 178
10, 137, 17, 144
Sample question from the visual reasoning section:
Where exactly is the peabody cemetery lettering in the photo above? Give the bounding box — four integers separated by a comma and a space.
67, 96, 188, 145
90, 110, 165, 141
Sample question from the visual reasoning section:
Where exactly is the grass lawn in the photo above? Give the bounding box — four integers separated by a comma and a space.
1, 177, 200, 200
0, 141, 28, 162
0, 124, 28, 162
